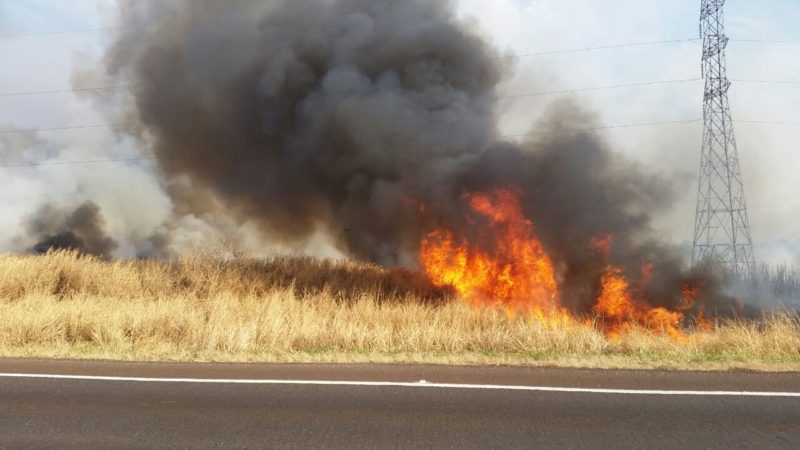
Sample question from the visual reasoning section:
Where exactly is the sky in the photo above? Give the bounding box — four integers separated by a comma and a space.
0, 0, 798, 264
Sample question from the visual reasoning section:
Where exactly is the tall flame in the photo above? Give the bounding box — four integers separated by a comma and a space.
420, 189, 560, 313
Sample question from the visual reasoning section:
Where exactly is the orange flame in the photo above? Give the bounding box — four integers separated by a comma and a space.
419, 188, 691, 339
420, 189, 561, 315
590, 234, 613, 257
594, 263, 684, 340
680, 281, 713, 331
588, 233, 684, 339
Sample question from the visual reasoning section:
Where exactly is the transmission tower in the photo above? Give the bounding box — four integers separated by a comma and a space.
692, 0, 756, 277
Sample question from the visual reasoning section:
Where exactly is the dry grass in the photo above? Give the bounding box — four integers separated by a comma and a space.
1, 251, 799, 371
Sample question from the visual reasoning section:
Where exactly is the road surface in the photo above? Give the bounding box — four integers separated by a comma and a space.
1, 359, 799, 449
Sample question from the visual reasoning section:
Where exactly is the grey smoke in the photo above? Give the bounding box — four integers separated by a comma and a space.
27, 202, 118, 258
105, 0, 504, 266
100, 0, 750, 313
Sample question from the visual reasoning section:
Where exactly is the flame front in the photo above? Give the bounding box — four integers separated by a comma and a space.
420, 188, 702, 339
420, 189, 560, 314
594, 265, 684, 340
592, 235, 684, 339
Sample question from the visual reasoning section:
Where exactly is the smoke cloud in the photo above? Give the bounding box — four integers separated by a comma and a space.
460, 102, 686, 311
97, 0, 735, 312
104, 0, 506, 266
26, 201, 118, 258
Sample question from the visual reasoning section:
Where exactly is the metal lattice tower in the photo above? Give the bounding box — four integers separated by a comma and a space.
692, 0, 756, 277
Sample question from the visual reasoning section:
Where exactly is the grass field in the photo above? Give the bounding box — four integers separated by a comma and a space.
1, 251, 798, 371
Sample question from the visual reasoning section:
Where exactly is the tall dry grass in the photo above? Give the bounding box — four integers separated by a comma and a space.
0, 251, 798, 370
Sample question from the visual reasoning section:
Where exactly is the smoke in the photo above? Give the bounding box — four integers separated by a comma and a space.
104, 0, 505, 266
26, 201, 118, 258
454, 101, 687, 311
0, 124, 178, 259
93, 0, 758, 313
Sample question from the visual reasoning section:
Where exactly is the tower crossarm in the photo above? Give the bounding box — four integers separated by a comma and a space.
700, 0, 724, 21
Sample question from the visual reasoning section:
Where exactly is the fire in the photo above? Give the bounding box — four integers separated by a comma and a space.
594, 265, 683, 339
592, 236, 684, 339
419, 188, 694, 340
594, 266, 636, 319
590, 234, 613, 256
420, 189, 561, 315
680, 281, 713, 331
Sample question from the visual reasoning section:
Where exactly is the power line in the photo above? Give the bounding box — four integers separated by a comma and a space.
5, 36, 795, 61
0, 85, 136, 98
1, 117, 796, 138
0, 123, 135, 134
502, 118, 800, 139
499, 78, 701, 100
2, 35, 703, 57
0, 26, 121, 39
0, 78, 701, 100
508, 38, 700, 58
3, 77, 799, 100
3, 37, 794, 61
0, 119, 703, 137
501, 118, 703, 139
0, 156, 154, 169
731, 79, 800, 85
736, 120, 800, 126
0, 43, 97, 55
734, 39, 800, 44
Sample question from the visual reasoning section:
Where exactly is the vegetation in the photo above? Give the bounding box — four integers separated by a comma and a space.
1, 251, 798, 371
747, 264, 800, 307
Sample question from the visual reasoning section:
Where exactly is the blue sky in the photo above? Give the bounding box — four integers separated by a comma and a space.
0, 0, 798, 263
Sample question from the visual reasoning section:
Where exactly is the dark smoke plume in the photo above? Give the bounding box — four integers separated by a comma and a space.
27, 202, 118, 258
102, 0, 732, 312
458, 102, 686, 311
106, 0, 504, 266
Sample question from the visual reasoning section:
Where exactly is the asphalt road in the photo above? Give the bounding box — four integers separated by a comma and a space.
1, 360, 799, 449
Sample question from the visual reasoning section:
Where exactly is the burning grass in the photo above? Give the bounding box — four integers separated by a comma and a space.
1, 251, 799, 371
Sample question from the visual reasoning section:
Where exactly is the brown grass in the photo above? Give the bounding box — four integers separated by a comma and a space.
1, 251, 799, 371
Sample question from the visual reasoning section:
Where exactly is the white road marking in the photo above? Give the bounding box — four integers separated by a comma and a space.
1, 372, 799, 397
